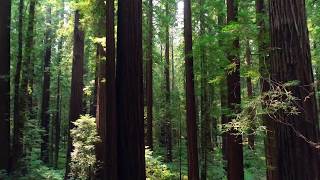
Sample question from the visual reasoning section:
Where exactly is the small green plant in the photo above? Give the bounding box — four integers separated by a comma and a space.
70, 115, 100, 179
145, 148, 178, 180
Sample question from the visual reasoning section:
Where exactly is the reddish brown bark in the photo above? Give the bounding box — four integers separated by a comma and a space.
226, 0, 244, 179
40, 7, 52, 164
0, 0, 11, 172
184, 0, 199, 179
116, 0, 146, 178
65, 10, 84, 179
104, 0, 117, 179
269, 0, 320, 179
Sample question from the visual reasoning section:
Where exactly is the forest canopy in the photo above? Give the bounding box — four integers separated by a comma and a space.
1, 0, 320, 179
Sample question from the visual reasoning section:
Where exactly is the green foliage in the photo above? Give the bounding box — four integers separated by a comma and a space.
145, 149, 178, 180
70, 115, 100, 179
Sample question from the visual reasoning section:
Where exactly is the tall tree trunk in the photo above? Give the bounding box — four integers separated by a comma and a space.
40, 7, 52, 164
116, 0, 146, 178
0, 0, 11, 173
269, 0, 320, 179
13, 0, 23, 169
255, 0, 277, 179
54, 0, 65, 168
226, 0, 244, 179
105, 0, 117, 179
65, 10, 84, 179
146, 0, 154, 152
13, 0, 36, 169
164, 1, 172, 163
184, 0, 199, 179
95, 0, 107, 178
199, 0, 210, 178
245, 40, 255, 150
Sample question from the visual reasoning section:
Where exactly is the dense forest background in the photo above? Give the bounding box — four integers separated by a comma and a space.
1, 0, 320, 179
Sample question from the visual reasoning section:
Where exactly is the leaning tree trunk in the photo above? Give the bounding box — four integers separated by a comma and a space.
65, 10, 84, 179
184, 0, 199, 179
269, 0, 320, 179
116, 0, 146, 179
0, 0, 11, 173
226, 0, 244, 179
40, 7, 52, 164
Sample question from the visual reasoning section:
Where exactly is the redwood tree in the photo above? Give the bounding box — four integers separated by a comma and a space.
269, 0, 320, 179
116, 0, 146, 178
40, 7, 52, 164
105, 0, 117, 179
65, 10, 84, 179
0, 0, 11, 172
184, 0, 199, 179
226, 0, 244, 179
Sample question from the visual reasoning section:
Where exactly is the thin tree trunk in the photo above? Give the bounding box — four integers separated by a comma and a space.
53, 0, 65, 168
40, 7, 52, 164
146, 0, 154, 152
226, 0, 244, 179
13, 0, 23, 169
95, 0, 106, 178
116, 0, 146, 178
0, 0, 11, 173
65, 10, 84, 179
164, 1, 172, 163
245, 40, 255, 150
184, 0, 199, 179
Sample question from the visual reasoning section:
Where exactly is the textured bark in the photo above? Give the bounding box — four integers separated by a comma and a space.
105, 0, 117, 179
40, 7, 52, 164
65, 10, 84, 179
164, 1, 172, 163
0, 0, 11, 172
116, 0, 146, 179
226, 0, 244, 179
184, 0, 199, 179
269, 0, 320, 179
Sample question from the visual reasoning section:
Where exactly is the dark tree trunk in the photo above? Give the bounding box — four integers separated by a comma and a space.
0, 0, 11, 173
164, 2, 172, 163
116, 0, 146, 178
184, 0, 199, 179
13, 0, 23, 169
65, 10, 84, 179
269, 0, 320, 179
13, 0, 36, 169
146, 0, 154, 152
245, 41, 255, 150
255, 0, 277, 179
226, 0, 244, 179
105, 0, 117, 179
40, 7, 52, 164
95, 0, 107, 178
